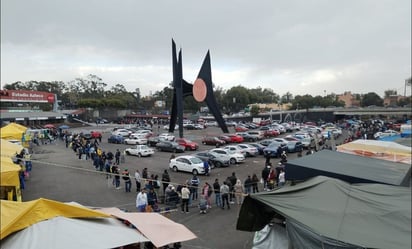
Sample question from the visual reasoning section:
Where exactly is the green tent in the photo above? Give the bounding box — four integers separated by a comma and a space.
237, 176, 411, 249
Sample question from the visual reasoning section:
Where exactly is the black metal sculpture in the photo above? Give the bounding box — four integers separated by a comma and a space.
169, 39, 229, 138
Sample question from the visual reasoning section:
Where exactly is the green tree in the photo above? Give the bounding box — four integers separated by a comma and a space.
361, 92, 384, 107
250, 105, 260, 116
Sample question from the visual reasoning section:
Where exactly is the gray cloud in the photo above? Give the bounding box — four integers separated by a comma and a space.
1, 0, 411, 97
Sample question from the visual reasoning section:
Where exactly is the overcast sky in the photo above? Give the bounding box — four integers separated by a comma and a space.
1, 0, 411, 98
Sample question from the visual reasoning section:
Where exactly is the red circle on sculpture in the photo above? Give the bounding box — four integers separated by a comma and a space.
193, 78, 207, 102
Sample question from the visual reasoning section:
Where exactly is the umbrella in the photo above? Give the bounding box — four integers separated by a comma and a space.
59, 125, 70, 129
43, 124, 55, 129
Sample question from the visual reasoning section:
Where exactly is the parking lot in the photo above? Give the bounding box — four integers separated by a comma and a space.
23, 124, 344, 249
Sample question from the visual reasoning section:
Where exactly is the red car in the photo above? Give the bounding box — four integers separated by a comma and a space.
234, 125, 249, 132
201, 136, 226, 146
263, 129, 280, 137
227, 134, 244, 143
218, 135, 232, 144
175, 138, 199, 151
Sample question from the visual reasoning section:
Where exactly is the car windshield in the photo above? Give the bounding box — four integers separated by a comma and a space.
140, 145, 149, 149
268, 142, 280, 148
189, 157, 203, 164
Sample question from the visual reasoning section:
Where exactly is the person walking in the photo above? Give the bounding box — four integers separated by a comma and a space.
220, 181, 230, 210
136, 188, 148, 212
213, 178, 221, 208
181, 184, 190, 213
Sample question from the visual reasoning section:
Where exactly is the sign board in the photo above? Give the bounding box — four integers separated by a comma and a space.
0, 90, 55, 103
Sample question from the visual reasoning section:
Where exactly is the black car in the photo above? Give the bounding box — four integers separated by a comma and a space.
147, 136, 166, 147
249, 143, 266, 155
156, 141, 185, 153
193, 151, 230, 168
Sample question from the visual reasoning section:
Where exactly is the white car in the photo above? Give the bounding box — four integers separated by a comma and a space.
374, 130, 399, 139
236, 144, 259, 157
210, 148, 245, 164
223, 145, 249, 157
169, 155, 208, 175
124, 135, 148, 145
124, 145, 154, 157
132, 130, 153, 138
112, 129, 132, 137
159, 133, 175, 141
163, 124, 179, 130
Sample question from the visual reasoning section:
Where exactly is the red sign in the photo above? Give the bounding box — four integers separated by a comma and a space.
0, 90, 55, 103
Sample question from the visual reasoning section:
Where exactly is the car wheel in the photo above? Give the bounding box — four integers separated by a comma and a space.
230, 158, 236, 164
214, 161, 222, 168
192, 169, 198, 175
173, 166, 178, 172
173, 149, 177, 153
125, 151, 131, 155
137, 153, 141, 158
202, 141, 206, 145
246, 152, 250, 157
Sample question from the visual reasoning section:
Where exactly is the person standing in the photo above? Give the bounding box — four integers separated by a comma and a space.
251, 174, 259, 193
261, 164, 271, 190
278, 169, 286, 187
228, 172, 237, 204
181, 184, 191, 213
202, 182, 212, 208
234, 179, 244, 205
161, 169, 171, 194
135, 169, 141, 192
115, 149, 121, 165
122, 169, 132, 192
190, 174, 200, 201
213, 178, 221, 208
136, 188, 148, 212
244, 175, 252, 195
220, 181, 230, 210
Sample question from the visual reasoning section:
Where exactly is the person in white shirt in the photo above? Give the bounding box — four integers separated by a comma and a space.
136, 188, 148, 212
181, 184, 191, 213
278, 169, 285, 187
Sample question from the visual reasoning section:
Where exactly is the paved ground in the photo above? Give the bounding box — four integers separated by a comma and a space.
23, 124, 344, 249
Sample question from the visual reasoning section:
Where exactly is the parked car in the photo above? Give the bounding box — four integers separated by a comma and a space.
217, 135, 232, 144
107, 135, 125, 144
373, 130, 400, 139
210, 148, 245, 164
124, 135, 148, 145
124, 145, 154, 157
175, 138, 199, 151
263, 141, 288, 158
192, 151, 230, 168
247, 131, 265, 140
234, 125, 249, 132
226, 134, 244, 143
236, 143, 259, 157
112, 129, 132, 137
259, 138, 275, 147
201, 136, 226, 146
248, 143, 266, 155
236, 132, 258, 142
131, 130, 153, 138
159, 133, 175, 141
156, 141, 185, 153
273, 138, 303, 153
169, 155, 208, 175
223, 145, 247, 156
147, 136, 166, 147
